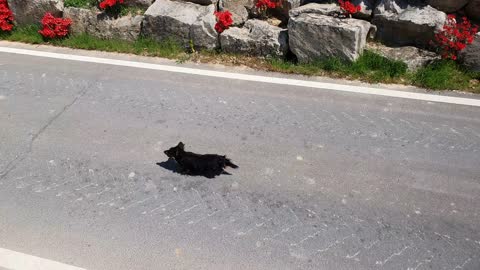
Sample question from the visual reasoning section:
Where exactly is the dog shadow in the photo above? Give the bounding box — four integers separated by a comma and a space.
156, 158, 231, 178
156, 158, 178, 173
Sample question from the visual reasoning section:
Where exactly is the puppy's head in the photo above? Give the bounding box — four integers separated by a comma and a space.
164, 142, 185, 159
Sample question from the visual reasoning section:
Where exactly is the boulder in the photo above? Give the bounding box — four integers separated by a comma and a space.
459, 33, 480, 72
372, 2, 446, 49
93, 14, 144, 42
426, 0, 468, 13
289, 4, 377, 38
288, 11, 371, 62
220, 19, 288, 57
7, 0, 63, 26
466, 0, 480, 21
64, 7, 143, 42
218, 0, 254, 26
63, 7, 91, 35
367, 43, 440, 70
298, 0, 376, 19
288, 3, 339, 17
141, 0, 218, 49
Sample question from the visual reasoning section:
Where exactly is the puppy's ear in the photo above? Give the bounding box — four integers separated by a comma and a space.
177, 142, 185, 150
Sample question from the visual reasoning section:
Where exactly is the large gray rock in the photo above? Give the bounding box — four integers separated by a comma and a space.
367, 43, 440, 70
299, 0, 376, 19
372, 2, 446, 49
289, 3, 377, 38
288, 11, 371, 62
218, 0, 254, 26
220, 19, 288, 57
63, 7, 91, 35
459, 33, 480, 72
426, 0, 468, 13
466, 0, 480, 21
93, 14, 144, 42
64, 7, 143, 42
288, 3, 339, 17
7, 0, 63, 26
141, 0, 218, 49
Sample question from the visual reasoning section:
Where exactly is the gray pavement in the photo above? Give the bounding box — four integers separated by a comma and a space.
0, 49, 479, 270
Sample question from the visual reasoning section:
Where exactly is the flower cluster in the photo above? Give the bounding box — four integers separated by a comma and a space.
99, 0, 124, 9
434, 15, 478, 60
0, 0, 14, 32
256, 0, 280, 10
38, 13, 72, 39
339, 0, 361, 17
214, 10, 233, 34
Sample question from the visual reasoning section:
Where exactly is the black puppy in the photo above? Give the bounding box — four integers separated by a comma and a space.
164, 142, 238, 178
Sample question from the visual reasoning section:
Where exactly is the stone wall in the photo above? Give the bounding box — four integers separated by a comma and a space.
7, 0, 480, 70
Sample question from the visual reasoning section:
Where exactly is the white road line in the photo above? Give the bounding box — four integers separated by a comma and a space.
0, 247, 86, 270
1, 46, 480, 107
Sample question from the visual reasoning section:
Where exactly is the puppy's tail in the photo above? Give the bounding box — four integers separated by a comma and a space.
225, 158, 238, 169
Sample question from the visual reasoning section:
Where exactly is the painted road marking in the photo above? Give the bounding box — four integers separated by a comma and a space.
0, 247, 86, 270
0, 46, 479, 107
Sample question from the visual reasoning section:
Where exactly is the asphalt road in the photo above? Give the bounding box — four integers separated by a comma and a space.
0, 46, 479, 270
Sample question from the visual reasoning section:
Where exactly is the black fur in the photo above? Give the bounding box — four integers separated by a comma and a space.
164, 142, 238, 178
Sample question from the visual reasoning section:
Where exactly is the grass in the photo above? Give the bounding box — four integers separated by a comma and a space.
120, 6, 147, 16
412, 61, 478, 92
56, 34, 184, 59
64, 0, 97, 8
0, 25, 44, 44
1, 25, 185, 59
1, 25, 479, 93
54, 34, 185, 59
264, 51, 408, 83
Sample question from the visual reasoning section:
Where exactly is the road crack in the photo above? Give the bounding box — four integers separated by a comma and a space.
0, 86, 89, 181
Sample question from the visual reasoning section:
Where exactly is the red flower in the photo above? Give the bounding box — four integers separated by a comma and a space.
99, 0, 124, 9
433, 15, 478, 60
256, 0, 280, 10
214, 10, 233, 34
0, 0, 14, 32
38, 12, 72, 39
39, 27, 55, 38
339, 0, 361, 16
